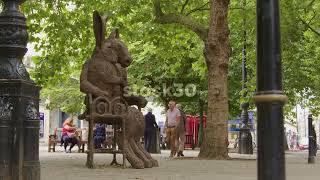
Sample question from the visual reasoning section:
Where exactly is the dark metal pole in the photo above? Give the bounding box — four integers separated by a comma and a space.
198, 99, 204, 147
283, 127, 289, 151
0, 0, 41, 180
308, 114, 315, 164
238, 0, 253, 155
254, 0, 286, 180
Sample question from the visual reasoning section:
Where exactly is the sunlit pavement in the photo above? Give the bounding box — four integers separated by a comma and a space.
40, 145, 320, 180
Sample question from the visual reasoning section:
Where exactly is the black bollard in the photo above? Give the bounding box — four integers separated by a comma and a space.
254, 0, 287, 180
308, 114, 315, 164
0, 0, 41, 179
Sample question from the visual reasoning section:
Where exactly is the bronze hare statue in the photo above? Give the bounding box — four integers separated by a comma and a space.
79, 11, 158, 169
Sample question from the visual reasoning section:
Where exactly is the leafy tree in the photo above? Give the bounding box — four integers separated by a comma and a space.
40, 77, 84, 114
154, 0, 231, 159
23, 0, 231, 159
21, 0, 320, 159
280, 0, 320, 118
23, 1, 209, 114
228, 0, 320, 120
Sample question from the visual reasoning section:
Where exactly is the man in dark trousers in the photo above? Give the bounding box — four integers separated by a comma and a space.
144, 108, 158, 152
176, 104, 187, 157
311, 124, 317, 156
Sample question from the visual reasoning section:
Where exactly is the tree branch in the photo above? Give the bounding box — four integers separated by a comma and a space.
299, 18, 320, 37
180, 0, 190, 14
308, 10, 317, 24
186, 8, 210, 16
186, 2, 210, 16
230, 7, 245, 11
307, 0, 316, 8
154, 0, 208, 41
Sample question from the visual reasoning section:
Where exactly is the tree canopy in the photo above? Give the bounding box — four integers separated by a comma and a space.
21, 0, 320, 119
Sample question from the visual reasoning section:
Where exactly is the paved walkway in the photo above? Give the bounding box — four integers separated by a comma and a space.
40, 145, 320, 180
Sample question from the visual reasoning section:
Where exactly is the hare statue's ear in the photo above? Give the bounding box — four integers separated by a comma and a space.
108, 28, 119, 39
93, 11, 108, 49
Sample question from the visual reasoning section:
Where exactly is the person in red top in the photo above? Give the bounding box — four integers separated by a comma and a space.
61, 117, 78, 153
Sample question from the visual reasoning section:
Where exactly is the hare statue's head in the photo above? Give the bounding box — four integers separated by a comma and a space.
92, 11, 132, 68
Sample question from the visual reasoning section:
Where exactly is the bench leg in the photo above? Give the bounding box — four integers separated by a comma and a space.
122, 151, 126, 168
121, 119, 125, 169
78, 143, 85, 153
53, 143, 56, 152
110, 153, 120, 166
48, 143, 51, 152
77, 144, 81, 153
110, 125, 120, 166
86, 117, 94, 168
122, 120, 126, 169
82, 144, 85, 153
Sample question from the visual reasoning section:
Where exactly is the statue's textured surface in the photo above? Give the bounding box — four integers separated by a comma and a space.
79, 11, 158, 169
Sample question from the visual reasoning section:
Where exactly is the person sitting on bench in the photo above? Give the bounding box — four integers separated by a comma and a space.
93, 123, 106, 149
62, 117, 78, 153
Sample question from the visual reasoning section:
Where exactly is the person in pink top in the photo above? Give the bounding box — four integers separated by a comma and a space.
165, 100, 181, 157
61, 117, 78, 153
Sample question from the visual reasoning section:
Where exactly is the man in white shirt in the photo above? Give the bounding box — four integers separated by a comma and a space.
165, 100, 181, 157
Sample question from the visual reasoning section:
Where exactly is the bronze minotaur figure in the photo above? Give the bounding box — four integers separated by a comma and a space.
79, 11, 158, 169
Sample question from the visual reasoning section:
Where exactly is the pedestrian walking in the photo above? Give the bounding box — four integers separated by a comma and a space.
176, 104, 186, 157
165, 100, 181, 157
144, 108, 158, 152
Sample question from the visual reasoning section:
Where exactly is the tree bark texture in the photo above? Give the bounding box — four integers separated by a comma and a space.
198, 0, 230, 159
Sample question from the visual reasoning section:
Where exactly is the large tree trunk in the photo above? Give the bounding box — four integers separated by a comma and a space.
154, 0, 230, 159
198, 0, 230, 159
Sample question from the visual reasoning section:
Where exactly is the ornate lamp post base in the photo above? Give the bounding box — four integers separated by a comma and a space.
0, 80, 40, 180
0, 1, 40, 180
238, 128, 253, 154
238, 103, 253, 154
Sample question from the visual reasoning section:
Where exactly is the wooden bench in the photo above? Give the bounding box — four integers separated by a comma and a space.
48, 128, 88, 153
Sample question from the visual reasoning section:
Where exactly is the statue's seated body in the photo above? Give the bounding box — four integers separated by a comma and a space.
79, 11, 158, 169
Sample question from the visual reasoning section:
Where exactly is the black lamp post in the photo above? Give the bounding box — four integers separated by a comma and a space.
198, 99, 204, 147
238, 0, 253, 155
0, 0, 40, 179
255, 0, 287, 179
308, 114, 316, 164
